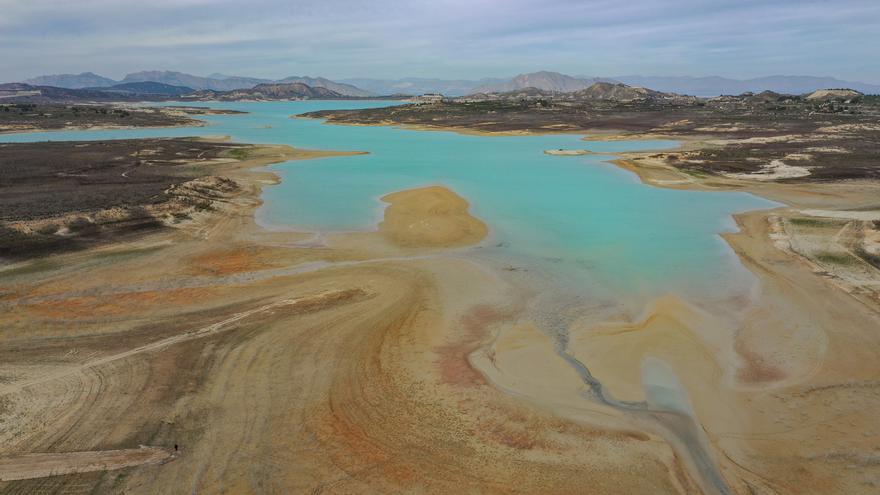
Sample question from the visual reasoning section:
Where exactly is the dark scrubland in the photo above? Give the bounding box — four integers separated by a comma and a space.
0, 103, 200, 132
304, 92, 880, 182
0, 138, 247, 259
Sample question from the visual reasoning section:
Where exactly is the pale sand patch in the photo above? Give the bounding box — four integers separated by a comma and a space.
724, 159, 811, 180
378, 185, 488, 248
783, 152, 813, 161
544, 149, 592, 156
816, 123, 880, 133
568, 296, 729, 404
800, 209, 880, 221
705, 134, 804, 146
694, 125, 746, 132
805, 89, 862, 101
470, 322, 599, 413
805, 146, 850, 154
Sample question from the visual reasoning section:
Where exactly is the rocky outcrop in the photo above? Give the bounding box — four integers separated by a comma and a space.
805, 88, 863, 102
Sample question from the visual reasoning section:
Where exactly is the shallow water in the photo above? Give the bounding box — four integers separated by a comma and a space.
1, 100, 776, 303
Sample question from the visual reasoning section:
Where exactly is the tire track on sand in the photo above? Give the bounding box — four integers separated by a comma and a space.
0, 289, 365, 397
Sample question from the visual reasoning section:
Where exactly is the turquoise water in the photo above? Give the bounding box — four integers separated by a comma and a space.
1, 101, 777, 301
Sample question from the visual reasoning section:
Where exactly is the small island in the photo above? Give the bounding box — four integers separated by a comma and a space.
544, 148, 592, 155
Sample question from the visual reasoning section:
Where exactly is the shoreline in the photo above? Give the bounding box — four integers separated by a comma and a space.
0, 129, 708, 492
312, 116, 879, 305
0, 120, 208, 136
289, 118, 880, 492
3, 115, 879, 492
170, 125, 880, 489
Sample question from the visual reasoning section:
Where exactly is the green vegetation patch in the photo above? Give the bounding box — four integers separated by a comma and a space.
681, 168, 711, 178
815, 251, 855, 265
0, 257, 61, 278
855, 247, 880, 269
229, 147, 251, 160
91, 243, 166, 261
788, 217, 845, 228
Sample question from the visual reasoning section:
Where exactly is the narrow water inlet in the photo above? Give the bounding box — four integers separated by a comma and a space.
552, 325, 732, 495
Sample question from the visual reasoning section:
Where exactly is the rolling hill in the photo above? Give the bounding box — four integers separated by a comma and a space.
23, 72, 118, 89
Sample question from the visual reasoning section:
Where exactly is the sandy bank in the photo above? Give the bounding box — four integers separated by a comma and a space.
378, 185, 488, 248
544, 148, 592, 155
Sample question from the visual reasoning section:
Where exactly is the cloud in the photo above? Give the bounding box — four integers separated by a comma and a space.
2, 0, 878, 83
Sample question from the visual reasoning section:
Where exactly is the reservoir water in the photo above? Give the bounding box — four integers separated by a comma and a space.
1, 101, 777, 303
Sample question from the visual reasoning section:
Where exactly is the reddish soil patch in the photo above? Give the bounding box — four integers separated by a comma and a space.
435, 305, 509, 388
188, 246, 280, 276
26, 287, 217, 319
735, 337, 785, 383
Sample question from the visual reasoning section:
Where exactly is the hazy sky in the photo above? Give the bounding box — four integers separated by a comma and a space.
3, 0, 879, 82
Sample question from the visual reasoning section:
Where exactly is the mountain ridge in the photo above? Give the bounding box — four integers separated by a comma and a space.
23, 72, 118, 89
14, 71, 880, 98
21, 71, 374, 97
184, 82, 346, 101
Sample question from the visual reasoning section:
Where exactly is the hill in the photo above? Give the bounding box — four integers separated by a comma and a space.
277, 76, 374, 97
572, 82, 667, 101
90, 82, 195, 96
119, 71, 373, 95
185, 82, 345, 101
23, 72, 118, 89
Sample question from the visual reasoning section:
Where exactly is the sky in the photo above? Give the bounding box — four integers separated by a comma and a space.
2, 0, 879, 83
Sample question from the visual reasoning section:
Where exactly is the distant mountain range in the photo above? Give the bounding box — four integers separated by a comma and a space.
466, 72, 880, 96
120, 71, 269, 92
21, 71, 375, 96
14, 70, 880, 98
0, 81, 357, 103
346, 72, 880, 96
23, 72, 118, 89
